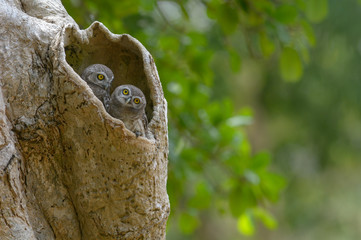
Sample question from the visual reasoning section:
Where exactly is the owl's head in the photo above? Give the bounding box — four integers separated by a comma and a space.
81, 64, 114, 90
111, 84, 146, 110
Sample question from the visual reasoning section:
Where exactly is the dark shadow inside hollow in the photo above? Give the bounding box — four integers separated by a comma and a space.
64, 26, 153, 122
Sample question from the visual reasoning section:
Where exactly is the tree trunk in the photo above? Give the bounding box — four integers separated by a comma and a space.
0, 0, 170, 239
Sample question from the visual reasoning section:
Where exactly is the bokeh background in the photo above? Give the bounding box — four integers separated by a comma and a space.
62, 0, 361, 239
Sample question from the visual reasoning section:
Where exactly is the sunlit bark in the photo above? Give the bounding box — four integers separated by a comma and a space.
0, 0, 169, 239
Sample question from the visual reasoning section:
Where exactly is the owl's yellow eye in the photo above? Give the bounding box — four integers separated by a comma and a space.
134, 98, 140, 104
97, 74, 105, 80
122, 89, 129, 95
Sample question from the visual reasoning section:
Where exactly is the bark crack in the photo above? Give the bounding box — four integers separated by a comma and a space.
0, 209, 12, 233
3, 154, 15, 172
19, 0, 26, 12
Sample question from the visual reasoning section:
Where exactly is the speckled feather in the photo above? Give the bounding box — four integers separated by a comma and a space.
109, 84, 148, 137
81, 64, 114, 110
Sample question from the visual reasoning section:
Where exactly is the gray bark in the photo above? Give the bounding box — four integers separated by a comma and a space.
0, 0, 170, 239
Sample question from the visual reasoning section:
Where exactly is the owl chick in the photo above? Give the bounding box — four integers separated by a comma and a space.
109, 84, 148, 137
81, 64, 114, 111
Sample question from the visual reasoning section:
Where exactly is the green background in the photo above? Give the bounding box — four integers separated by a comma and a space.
62, 0, 361, 239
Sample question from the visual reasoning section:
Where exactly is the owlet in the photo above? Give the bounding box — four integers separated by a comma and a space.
109, 84, 148, 137
81, 64, 114, 111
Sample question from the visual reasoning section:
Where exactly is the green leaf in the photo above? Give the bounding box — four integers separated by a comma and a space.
112, 1, 140, 18
259, 31, 275, 58
272, 4, 298, 24
253, 0, 275, 15
279, 47, 303, 82
304, 0, 328, 23
225, 155, 244, 175
158, 36, 180, 52
253, 208, 277, 229
240, 138, 251, 157
295, 0, 305, 9
229, 186, 256, 217
206, 0, 218, 19
260, 172, 286, 202
179, 212, 200, 234
229, 188, 244, 217
220, 4, 239, 34
301, 20, 316, 46
250, 152, 270, 171
178, 1, 190, 19
188, 32, 207, 46
236, 0, 249, 12
300, 47, 310, 64
244, 170, 260, 185
237, 213, 255, 236
188, 182, 212, 209
246, 11, 265, 27
139, 0, 156, 11
228, 48, 242, 72
207, 2, 239, 34
276, 25, 291, 44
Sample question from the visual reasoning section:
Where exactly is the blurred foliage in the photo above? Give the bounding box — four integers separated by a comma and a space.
61, 0, 336, 239
250, 0, 361, 239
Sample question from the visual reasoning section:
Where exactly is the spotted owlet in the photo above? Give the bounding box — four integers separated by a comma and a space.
109, 84, 148, 137
81, 64, 114, 111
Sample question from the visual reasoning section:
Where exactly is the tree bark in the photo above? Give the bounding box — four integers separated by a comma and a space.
0, 0, 170, 239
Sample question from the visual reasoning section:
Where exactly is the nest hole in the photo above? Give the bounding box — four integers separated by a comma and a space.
63, 24, 153, 122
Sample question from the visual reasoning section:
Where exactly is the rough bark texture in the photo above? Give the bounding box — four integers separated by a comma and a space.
0, 0, 170, 239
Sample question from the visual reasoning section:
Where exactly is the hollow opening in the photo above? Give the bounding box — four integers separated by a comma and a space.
63, 25, 153, 122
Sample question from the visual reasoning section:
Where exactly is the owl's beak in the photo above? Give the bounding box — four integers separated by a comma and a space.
125, 97, 131, 104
